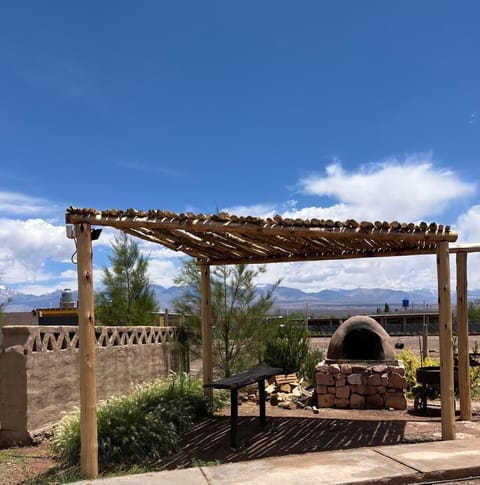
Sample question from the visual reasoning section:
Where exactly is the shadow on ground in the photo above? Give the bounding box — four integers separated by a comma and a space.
162, 415, 408, 469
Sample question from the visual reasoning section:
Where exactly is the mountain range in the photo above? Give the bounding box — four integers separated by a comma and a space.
2, 284, 480, 315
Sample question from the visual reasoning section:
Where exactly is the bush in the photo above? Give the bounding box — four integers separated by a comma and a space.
301, 348, 325, 386
52, 373, 227, 469
397, 348, 439, 396
263, 322, 310, 374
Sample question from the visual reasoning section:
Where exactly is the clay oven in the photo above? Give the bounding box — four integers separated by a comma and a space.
316, 315, 407, 410
327, 315, 397, 362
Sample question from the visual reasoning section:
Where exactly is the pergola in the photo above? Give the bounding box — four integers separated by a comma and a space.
65, 206, 480, 478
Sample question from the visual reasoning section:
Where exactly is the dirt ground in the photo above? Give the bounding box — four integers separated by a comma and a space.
2, 398, 480, 484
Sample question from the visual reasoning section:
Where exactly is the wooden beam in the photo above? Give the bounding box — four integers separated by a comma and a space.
76, 223, 98, 478
201, 264, 214, 404
436, 241, 455, 440
456, 252, 472, 420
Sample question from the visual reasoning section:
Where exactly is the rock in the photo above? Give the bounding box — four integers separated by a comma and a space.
312, 406, 319, 414
335, 398, 350, 409
328, 363, 341, 374
390, 365, 405, 376
341, 363, 352, 375
372, 364, 388, 373
279, 401, 296, 410
385, 393, 407, 410
315, 362, 329, 372
368, 374, 382, 386
336, 385, 351, 399
318, 393, 335, 408
389, 372, 407, 390
316, 373, 335, 386
279, 383, 292, 393
270, 394, 279, 406
316, 385, 328, 394
347, 373, 363, 385
350, 394, 366, 409
335, 377, 346, 387
366, 394, 384, 409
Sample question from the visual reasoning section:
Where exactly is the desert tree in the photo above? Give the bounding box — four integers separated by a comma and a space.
173, 260, 280, 377
95, 232, 158, 326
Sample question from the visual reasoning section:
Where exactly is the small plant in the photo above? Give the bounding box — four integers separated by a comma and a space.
301, 348, 325, 386
52, 372, 225, 470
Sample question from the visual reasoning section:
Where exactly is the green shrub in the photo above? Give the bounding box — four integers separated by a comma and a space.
52, 372, 226, 469
397, 348, 439, 396
301, 348, 325, 386
263, 322, 310, 374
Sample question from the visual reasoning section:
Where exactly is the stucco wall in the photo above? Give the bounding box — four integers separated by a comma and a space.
0, 325, 184, 446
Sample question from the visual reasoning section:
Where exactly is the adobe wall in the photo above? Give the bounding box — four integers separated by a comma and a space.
0, 325, 184, 446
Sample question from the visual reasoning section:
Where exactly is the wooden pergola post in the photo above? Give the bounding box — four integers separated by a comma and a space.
456, 252, 472, 420
201, 264, 214, 404
76, 223, 98, 478
436, 241, 455, 440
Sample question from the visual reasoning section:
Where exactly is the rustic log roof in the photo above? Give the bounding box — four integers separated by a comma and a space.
65, 207, 458, 265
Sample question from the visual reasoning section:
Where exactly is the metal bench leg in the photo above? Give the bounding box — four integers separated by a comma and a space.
230, 388, 238, 449
258, 379, 266, 427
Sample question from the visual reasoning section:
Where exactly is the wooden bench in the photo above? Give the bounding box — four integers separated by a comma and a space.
204, 366, 284, 449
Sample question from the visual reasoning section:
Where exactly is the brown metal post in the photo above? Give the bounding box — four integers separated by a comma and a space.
436, 241, 455, 440
201, 264, 214, 404
456, 252, 472, 420
76, 223, 98, 478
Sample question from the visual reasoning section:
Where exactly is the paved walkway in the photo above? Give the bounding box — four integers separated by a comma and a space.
71, 438, 480, 485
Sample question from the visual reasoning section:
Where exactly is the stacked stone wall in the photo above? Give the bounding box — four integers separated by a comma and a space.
0, 325, 184, 446
315, 360, 407, 410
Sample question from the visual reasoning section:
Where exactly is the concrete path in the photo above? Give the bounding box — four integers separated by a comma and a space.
70, 438, 480, 485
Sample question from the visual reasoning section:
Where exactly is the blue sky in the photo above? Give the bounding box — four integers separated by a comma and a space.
1, 2, 480, 298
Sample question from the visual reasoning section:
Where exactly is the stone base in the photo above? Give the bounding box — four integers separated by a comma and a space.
315, 360, 407, 410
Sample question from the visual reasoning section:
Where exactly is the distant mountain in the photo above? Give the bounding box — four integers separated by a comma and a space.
1, 284, 479, 315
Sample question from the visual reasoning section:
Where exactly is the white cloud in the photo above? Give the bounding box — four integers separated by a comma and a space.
258, 254, 441, 293
297, 154, 475, 221
0, 191, 60, 217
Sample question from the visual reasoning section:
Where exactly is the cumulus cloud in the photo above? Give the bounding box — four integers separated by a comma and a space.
297, 154, 475, 221
0, 218, 75, 285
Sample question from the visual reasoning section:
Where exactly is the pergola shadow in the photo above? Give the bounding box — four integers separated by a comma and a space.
162, 415, 408, 469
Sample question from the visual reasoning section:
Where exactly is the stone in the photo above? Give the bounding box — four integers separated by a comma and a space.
384, 393, 407, 410
366, 385, 379, 395
335, 398, 350, 409
328, 363, 341, 374
279, 400, 296, 410
335, 385, 351, 399
351, 384, 368, 395
366, 394, 384, 409
350, 394, 366, 409
341, 363, 352, 375
316, 385, 328, 394
347, 373, 363, 385
372, 364, 388, 373
367, 373, 382, 386
316, 373, 335, 386
315, 362, 329, 372
279, 383, 291, 393
381, 373, 389, 386
335, 377, 346, 387
390, 365, 405, 376
318, 393, 335, 408
389, 372, 407, 390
